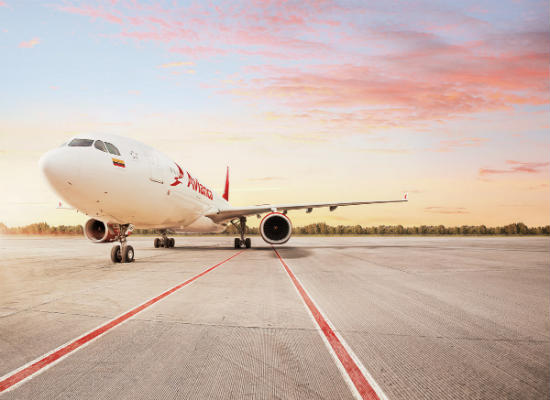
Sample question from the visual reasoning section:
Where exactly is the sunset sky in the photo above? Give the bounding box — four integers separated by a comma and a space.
0, 0, 548, 228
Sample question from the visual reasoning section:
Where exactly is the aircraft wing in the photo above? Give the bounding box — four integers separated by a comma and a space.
206, 194, 408, 223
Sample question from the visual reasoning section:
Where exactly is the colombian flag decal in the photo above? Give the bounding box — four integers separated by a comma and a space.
112, 158, 125, 168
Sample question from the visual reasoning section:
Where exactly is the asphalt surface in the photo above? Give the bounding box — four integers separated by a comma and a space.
0, 236, 548, 399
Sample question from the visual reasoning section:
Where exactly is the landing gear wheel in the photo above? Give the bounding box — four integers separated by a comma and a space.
154, 238, 160, 248
169, 238, 175, 248
122, 245, 135, 263
232, 217, 250, 250
108, 224, 135, 263
111, 245, 122, 263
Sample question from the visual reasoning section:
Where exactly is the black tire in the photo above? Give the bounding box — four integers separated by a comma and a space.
111, 245, 122, 263
163, 238, 170, 248
122, 245, 135, 263
169, 238, 175, 248
234, 238, 241, 249
154, 238, 160, 248
245, 238, 251, 248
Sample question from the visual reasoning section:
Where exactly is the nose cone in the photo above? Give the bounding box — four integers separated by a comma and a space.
39, 150, 57, 182
39, 148, 80, 197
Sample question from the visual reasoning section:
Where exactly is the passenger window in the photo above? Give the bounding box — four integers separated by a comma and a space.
105, 142, 121, 156
94, 140, 107, 152
68, 138, 93, 147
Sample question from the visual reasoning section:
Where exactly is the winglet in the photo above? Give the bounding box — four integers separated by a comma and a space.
222, 166, 229, 201
403, 192, 408, 201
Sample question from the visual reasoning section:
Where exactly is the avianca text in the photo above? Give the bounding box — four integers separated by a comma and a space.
187, 172, 213, 200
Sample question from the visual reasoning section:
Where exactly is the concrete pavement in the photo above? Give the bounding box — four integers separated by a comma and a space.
0, 236, 548, 399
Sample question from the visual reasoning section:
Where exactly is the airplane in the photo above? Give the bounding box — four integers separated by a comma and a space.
39, 134, 408, 263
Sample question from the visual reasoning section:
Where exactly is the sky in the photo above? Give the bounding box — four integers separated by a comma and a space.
0, 0, 548, 228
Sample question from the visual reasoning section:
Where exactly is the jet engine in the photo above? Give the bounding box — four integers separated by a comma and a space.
84, 218, 117, 243
260, 212, 292, 245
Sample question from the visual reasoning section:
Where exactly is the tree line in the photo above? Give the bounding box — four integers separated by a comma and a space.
1, 221, 548, 236
223, 222, 550, 236
0, 222, 83, 235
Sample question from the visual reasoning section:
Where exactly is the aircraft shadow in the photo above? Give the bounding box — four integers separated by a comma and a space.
163, 246, 312, 259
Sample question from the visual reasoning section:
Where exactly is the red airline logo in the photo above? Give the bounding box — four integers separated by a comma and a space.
170, 163, 184, 186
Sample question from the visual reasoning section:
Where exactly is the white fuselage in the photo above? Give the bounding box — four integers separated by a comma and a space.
39, 134, 228, 232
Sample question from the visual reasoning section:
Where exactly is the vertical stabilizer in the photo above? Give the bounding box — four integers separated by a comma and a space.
222, 166, 229, 201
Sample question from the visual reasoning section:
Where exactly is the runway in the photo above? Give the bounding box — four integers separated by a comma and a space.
0, 236, 548, 399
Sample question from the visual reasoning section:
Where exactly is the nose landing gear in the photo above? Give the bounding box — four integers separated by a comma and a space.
110, 224, 135, 263
232, 217, 251, 249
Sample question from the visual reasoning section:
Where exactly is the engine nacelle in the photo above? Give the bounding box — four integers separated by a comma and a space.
260, 212, 292, 245
84, 218, 117, 243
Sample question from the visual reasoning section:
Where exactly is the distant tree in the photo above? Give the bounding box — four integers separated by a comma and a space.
516, 222, 528, 235
505, 224, 515, 235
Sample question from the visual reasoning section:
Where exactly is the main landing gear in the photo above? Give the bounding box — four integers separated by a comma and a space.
154, 231, 175, 248
232, 217, 251, 249
111, 224, 135, 263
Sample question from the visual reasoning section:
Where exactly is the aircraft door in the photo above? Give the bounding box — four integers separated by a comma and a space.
149, 154, 164, 184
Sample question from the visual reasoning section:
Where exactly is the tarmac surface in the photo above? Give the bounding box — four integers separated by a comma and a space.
0, 236, 548, 399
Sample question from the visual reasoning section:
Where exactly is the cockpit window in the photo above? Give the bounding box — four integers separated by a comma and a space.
104, 142, 121, 156
68, 138, 94, 147
94, 140, 107, 152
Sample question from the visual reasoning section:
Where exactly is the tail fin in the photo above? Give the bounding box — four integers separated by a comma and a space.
222, 166, 229, 201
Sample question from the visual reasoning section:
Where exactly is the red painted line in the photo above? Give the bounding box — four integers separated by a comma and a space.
273, 247, 381, 400
0, 250, 244, 393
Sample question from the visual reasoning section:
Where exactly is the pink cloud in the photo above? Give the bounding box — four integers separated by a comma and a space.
0, 1, 6, 7
56, 1, 340, 59
479, 161, 550, 176
170, 45, 227, 58
119, 28, 195, 42
230, 28, 548, 122
258, 107, 422, 131
526, 183, 549, 191
59, 5, 122, 24
19, 38, 40, 48
55, 1, 549, 127
434, 138, 488, 152
228, 64, 531, 122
